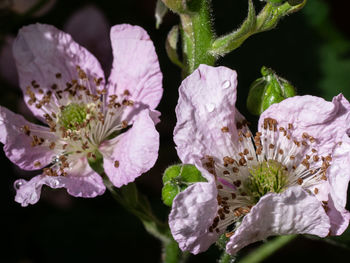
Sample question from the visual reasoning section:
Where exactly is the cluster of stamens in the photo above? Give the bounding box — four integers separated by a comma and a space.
204, 117, 336, 236
22, 66, 135, 177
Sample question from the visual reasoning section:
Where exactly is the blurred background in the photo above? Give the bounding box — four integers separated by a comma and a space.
1, 0, 350, 262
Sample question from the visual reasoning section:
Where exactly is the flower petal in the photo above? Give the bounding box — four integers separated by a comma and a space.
226, 187, 330, 255
169, 181, 219, 254
63, 157, 106, 197
64, 5, 112, 74
13, 23, 105, 120
107, 24, 162, 110
0, 106, 56, 170
326, 134, 350, 235
14, 158, 105, 207
174, 64, 240, 163
100, 109, 159, 187
259, 94, 350, 156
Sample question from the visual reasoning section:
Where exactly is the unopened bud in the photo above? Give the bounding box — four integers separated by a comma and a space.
247, 66, 296, 116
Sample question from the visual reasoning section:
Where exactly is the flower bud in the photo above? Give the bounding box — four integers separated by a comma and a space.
247, 66, 296, 116
162, 164, 206, 206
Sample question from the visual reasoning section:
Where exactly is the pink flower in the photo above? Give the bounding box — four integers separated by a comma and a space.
169, 64, 350, 255
1, 23, 162, 206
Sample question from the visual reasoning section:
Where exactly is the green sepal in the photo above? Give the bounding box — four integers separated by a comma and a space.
165, 25, 184, 69
155, 0, 168, 29
87, 149, 104, 175
247, 66, 296, 116
162, 164, 206, 206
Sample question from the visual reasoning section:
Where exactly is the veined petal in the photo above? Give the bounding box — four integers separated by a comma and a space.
13, 23, 105, 121
326, 134, 350, 235
107, 24, 163, 110
169, 181, 219, 254
100, 109, 159, 187
15, 158, 105, 207
174, 64, 240, 163
259, 94, 350, 156
226, 187, 330, 255
63, 157, 106, 197
0, 106, 56, 170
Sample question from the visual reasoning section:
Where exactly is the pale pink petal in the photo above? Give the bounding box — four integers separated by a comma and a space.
259, 94, 350, 157
0, 36, 18, 86
64, 5, 112, 74
326, 134, 350, 235
226, 187, 330, 255
107, 24, 162, 110
0, 106, 56, 170
100, 110, 159, 187
169, 181, 219, 254
64, 157, 106, 197
13, 23, 105, 120
174, 64, 239, 163
14, 158, 105, 207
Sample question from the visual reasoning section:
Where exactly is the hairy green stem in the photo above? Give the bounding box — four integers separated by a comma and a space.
210, 1, 306, 57
219, 252, 235, 263
180, 0, 215, 76
238, 235, 297, 263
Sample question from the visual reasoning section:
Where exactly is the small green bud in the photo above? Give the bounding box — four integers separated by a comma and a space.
247, 66, 296, 116
162, 164, 206, 206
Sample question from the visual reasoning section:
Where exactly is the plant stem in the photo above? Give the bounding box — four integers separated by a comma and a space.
103, 176, 170, 243
218, 252, 235, 263
180, 0, 216, 76
238, 235, 297, 263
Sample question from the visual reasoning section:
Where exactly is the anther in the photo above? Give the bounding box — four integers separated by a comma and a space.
221, 126, 229, 133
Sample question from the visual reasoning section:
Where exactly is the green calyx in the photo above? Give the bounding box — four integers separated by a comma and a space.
59, 103, 87, 130
247, 160, 289, 202
162, 164, 207, 206
247, 66, 296, 116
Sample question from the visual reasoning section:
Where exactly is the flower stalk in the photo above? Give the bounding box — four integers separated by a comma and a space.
237, 235, 297, 263
178, 0, 216, 75
210, 0, 306, 57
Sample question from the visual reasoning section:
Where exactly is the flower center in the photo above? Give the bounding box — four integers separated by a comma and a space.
59, 103, 87, 130
246, 160, 289, 202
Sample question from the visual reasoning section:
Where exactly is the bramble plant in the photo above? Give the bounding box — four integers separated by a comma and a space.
1, 0, 350, 262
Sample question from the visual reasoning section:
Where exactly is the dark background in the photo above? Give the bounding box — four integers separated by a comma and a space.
1, 0, 350, 262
